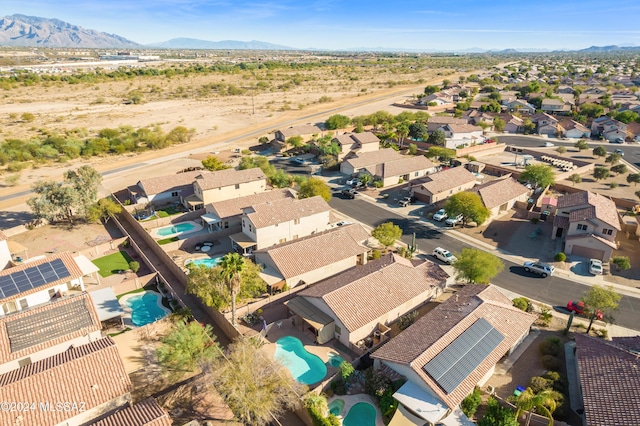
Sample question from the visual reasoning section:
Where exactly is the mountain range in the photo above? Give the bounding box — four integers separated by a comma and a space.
1, 14, 640, 53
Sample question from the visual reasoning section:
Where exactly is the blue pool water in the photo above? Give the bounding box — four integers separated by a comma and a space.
125, 291, 169, 326
274, 336, 327, 385
343, 402, 377, 426
186, 257, 223, 268
328, 353, 345, 368
328, 399, 345, 416
157, 222, 196, 237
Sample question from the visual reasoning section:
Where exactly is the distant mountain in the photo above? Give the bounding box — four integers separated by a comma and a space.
0, 14, 139, 48
148, 38, 295, 50
580, 45, 640, 52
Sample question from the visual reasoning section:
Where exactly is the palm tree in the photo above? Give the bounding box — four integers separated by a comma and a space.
219, 253, 245, 326
513, 388, 558, 426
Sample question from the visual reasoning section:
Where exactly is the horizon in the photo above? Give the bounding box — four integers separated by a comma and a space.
3, 1, 640, 51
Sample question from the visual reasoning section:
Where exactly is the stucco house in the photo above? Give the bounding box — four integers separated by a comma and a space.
499, 114, 524, 134
333, 131, 380, 160
552, 191, 620, 260
541, 98, 572, 114
372, 285, 536, 426
426, 117, 468, 133
410, 167, 478, 204
275, 123, 324, 143
505, 99, 536, 115
0, 231, 10, 270
437, 123, 484, 149
531, 112, 559, 136
255, 224, 370, 291
590, 116, 627, 142
201, 188, 295, 232
420, 91, 455, 106
470, 176, 530, 222
286, 253, 448, 348
187, 168, 267, 210
627, 122, 640, 143
127, 170, 202, 206
231, 195, 331, 253
559, 119, 591, 139
340, 148, 436, 187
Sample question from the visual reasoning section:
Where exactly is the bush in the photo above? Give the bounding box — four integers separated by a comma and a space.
530, 217, 539, 224
538, 308, 553, 327
611, 256, 631, 270
373, 179, 384, 188
512, 297, 533, 312
541, 355, 561, 371
460, 387, 482, 418
556, 146, 567, 153
594, 328, 609, 339
330, 378, 346, 395
539, 338, 561, 356
554, 252, 566, 262
339, 361, 354, 381
398, 311, 418, 330
128, 261, 140, 273
529, 376, 552, 393
371, 249, 382, 260
609, 182, 619, 189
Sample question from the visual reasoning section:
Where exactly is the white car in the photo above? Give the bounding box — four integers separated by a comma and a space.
336, 221, 352, 227
445, 214, 464, 227
432, 247, 457, 264
433, 209, 448, 222
543, 142, 555, 147
588, 259, 603, 275
293, 157, 306, 165
523, 261, 555, 278
346, 178, 359, 186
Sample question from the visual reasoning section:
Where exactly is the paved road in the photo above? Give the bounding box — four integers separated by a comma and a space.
329, 195, 640, 331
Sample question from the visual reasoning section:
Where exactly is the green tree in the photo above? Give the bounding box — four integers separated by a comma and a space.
424, 85, 439, 95
523, 119, 536, 135
477, 397, 518, 426
593, 167, 610, 181
396, 122, 410, 147
287, 135, 304, 150
635, 190, 640, 200
325, 114, 351, 130
567, 173, 582, 186
156, 319, 220, 374
460, 387, 482, 418
64, 165, 103, 217
298, 177, 331, 202
408, 143, 418, 155
202, 155, 232, 171
27, 181, 77, 224
582, 285, 621, 333
493, 117, 506, 132
574, 139, 589, 150
611, 256, 631, 270
611, 164, 627, 175
453, 248, 504, 284
555, 146, 567, 154
208, 337, 306, 425
359, 173, 373, 187
371, 222, 402, 249
579, 103, 604, 118
511, 388, 559, 426
614, 110, 639, 123
426, 146, 456, 162
87, 197, 122, 223
606, 153, 621, 165
444, 192, 490, 226
519, 164, 555, 189
166, 126, 193, 144
219, 253, 246, 327
427, 129, 446, 146
408, 122, 428, 140
258, 136, 270, 144
592, 146, 607, 158
627, 173, 640, 186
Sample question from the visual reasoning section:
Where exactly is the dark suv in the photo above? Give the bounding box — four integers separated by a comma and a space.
341, 188, 357, 199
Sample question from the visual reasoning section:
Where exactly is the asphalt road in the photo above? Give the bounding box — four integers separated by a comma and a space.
329, 194, 640, 331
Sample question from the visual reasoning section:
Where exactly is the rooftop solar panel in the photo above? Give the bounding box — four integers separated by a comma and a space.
0, 258, 72, 300
423, 318, 504, 394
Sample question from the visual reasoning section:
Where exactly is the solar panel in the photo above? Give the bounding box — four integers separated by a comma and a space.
0, 258, 72, 299
423, 318, 504, 394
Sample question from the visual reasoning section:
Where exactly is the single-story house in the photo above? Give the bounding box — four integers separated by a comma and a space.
372, 285, 536, 425
531, 112, 559, 136
340, 148, 436, 187
499, 114, 524, 134
410, 167, 478, 204
127, 170, 202, 205
254, 224, 370, 291
541, 98, 572, 114
559, 119, 591, 139
287, 253, 448, 347
275, 123, 324, 143
470, 176, 530, 221
505, 99, 536, 115
427, 117, 468, 133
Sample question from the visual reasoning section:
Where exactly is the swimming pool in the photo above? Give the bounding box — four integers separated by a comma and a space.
157, 222, 196, 237
122, 291, 171, 327
274, 336, 327, 385
185, 256, 223, 268
343, 402, 377, 426
328, 399, 345, 416
328, 352, 345, 368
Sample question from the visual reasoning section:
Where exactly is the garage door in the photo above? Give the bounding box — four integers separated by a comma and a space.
570, 245, 605, 260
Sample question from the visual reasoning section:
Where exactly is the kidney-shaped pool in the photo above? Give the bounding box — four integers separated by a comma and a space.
274, 336, 327, 385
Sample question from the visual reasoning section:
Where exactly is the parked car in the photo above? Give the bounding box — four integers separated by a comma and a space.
346, 178, 359, 186
613, 137, 625, 144
336, 221, 352, 227
445, 214, 464, 227
433, 208, 448, 222
341, 188, 357, 199
398, 196, 413, 207
567, 300, 603, 320
432, 247, 458, 264
614, 149, 624, 156
293, 157, 306, 165
523, 261, 555, 277
588, 258, 603, 275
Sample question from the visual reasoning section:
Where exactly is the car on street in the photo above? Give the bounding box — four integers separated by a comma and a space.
613, 137, 625, 144
523, 261, 555, 277
432, 247, 458, 264
398, 196, 413, 207
614, 149, 624, 156
341, 188, 357, 199
346, 178, 359, 186
588, 259, 603, 275
433, 209, 448, 222
542, 142, 555, 147
293, 157, 306, 165
567, 300, 603, 320
445, 214, 464, 227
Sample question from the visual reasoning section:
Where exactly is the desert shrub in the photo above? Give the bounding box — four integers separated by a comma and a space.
556, 146, 567, 153
460, 387, 482, 418
128, 261, 140, 273
371, 249, 381, 260
398, 311, 418, 330
594, 328, 609, 339
609, 182, 619, 189
554, 252, 566, 262
541, 355, 561, 371
538, 308, 553, 327
373, 179, 384, 188
611, 256, 631, 270
530, 217, 539, 224
512, 297, 533, 312
258, 136, 269, 144
543, 371, 567, 393
539, 338, 561, 356
529, 376, 552, 393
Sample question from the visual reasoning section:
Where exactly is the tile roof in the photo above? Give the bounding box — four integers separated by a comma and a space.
245, 196, 330, 229
372, 285, 536, 409
254, 224, 369, 279
428, 116, 469, 125
553, 215, 570, 229
611, 336, 640, 352
558, 191, 620, 230
195, 167, 266, 190
0, 337, 131, 426
443, 123, 483, 134
541, 98, 565, 106
627, 122, 640, 137
0, 292, 101, 364
413, 167, 477, 196
531, 112, 559, 124
0, 252, 85, 303
138, 170, 203, 197
381, 155, 435, 178
0, 230, 7, 241
559, 119, 589, 133
300, 253, 448, 332
575, 333, 640, 426
278, 124, 324, 138
351, 132, 380, 145
92, 398, 171, 426
344, 148, 403, 170
208, 188, 295, 220
473, 177, 529, 209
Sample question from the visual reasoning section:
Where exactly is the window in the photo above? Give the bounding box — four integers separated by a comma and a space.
279, 238, 286, 244
335, 325, 341, 336
235, 184, 240, 189
602, 228, 613, 235
223, 221, 229, 229
292, 234, 298, 240
242, 219, 245, 228
577, 224, 587, 231
171, 191, 179, 197
294, 218, 300, 225
249, 225, 253, 232
414, 171, 419, 177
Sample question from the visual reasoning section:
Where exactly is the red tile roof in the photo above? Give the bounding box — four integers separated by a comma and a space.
0, 337, 131, 426
575, 333, 640, 426
92, 398, 171, 426
558, 191, 620, 230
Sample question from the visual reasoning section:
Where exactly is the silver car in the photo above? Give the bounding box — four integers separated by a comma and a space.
523, 261, 555, 277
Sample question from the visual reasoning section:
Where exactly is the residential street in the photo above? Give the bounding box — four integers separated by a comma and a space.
329, 195, 640, 331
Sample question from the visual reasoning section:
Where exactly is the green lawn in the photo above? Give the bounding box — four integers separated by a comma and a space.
93, 250, 134, 277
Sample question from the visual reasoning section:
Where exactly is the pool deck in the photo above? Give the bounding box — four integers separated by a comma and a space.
327, 394, 385, 426
119, 290, 171, 328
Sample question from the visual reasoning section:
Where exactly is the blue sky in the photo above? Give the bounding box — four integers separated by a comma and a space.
4, 0, 640, 50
